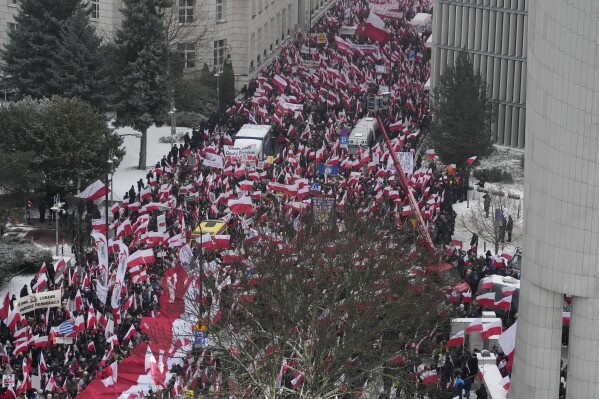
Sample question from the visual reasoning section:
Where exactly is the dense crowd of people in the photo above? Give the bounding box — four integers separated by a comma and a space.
0, 0, 527, 398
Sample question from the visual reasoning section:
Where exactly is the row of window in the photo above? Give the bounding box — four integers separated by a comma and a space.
252, 0, 276, 17
177, 39, 228, 69
88, 0, 224, 23
249, 5, 293, 70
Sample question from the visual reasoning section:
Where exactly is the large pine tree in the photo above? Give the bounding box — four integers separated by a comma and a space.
2, 0, 85, 98
430, 51, 495, 167
113, 0, 172, 170
49, 10, 112, 112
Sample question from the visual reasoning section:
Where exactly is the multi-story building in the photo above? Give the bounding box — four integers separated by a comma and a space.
510, 0, 599, 397
0, 0, 335, 90
430, 0, 528, 148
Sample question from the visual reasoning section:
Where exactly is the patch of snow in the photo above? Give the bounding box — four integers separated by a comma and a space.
452, 146, 525, 256
0, 274, 35, 300
111, 124, 191, 201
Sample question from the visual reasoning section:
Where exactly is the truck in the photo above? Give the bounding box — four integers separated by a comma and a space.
347, 117, 379, 154
233, 124, 274, 161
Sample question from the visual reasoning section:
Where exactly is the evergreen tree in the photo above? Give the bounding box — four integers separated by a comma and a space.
0, 97, 124, 197
219, 55, 235, 109
49, 10, 112, 112
2, 0, 85, 98
113, 0, 172, 170
430, 50, 494, 167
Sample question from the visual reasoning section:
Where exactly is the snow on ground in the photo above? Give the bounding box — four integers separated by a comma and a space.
111, 124, 191, 200
0, 274, 35, 300
451, 146, 525, 256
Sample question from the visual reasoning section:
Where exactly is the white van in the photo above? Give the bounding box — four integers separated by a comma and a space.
233, 124, 274, 160
348, 117, 378, 154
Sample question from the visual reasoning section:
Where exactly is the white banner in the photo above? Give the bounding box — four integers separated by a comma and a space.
16, 290, 61, 314
179, 244, 194, 269
339, 26, 356, 36
54, 337, 74, 345
387, 152, 414, 175
203, 153, 224, 169
96, 281, 108, 305
224, 145, 257, 158
91, 231, 109, 285
2, 374, 15, 388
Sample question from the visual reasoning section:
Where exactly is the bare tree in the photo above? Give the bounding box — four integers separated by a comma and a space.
462, 188, 522, 254
179, 213, 453, 399
162, 0, 216, 114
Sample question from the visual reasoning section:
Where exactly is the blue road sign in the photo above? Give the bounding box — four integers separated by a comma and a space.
318, 163, 339, 176
339, 136, 349, 145
409, 50, 416, 61
309, 181, 321, 193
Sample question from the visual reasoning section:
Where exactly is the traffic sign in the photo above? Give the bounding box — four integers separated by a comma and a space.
409, 50, 416, 61
309, 182, 321, 193
317, 33, 327, 44
339, 135, 349, 148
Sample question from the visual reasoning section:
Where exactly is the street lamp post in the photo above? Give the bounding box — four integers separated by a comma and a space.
168, 107, 177, 145
106, 156, 114, 238
50, 195, 64, 256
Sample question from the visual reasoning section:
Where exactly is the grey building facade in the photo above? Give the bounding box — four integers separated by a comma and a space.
431, 0, 528, 148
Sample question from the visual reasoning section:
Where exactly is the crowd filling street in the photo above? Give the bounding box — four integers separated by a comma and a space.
0, 0, 533, 398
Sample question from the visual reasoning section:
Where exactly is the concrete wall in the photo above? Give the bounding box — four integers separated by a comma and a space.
511, 0, 599, 397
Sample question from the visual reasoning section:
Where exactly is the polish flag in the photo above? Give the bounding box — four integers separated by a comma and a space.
196, 233, 215, 250
562, 312, 570, 325
401, 206, 411, 217
494, 295, 512, 311
425, 149, 436, 159
492, 256, 505, 268
79, 180, 110, 201
39, 352, 47, 372
32, 273, 48, 293
6, 307, 21, 331
238, 180, 253, 191
91, 219, 107, 235
389, 120, 403, 132
480, 279, 494, 290
498, 321, 517, 371
228, 197, 254, 215
123, 325, 137, 341
362, 12, 391, 43
481, 320, 503, 339
499, 375, 510, 390
126, 249, 155, 268
462, 291, 472, 303
446, 330, 465, 347
420, 369, 439, 385
101, 361, 119, 387
87, 307, 96, 330
502, 286, 517, 296
214, 235, 231, 249
465, 318, 483, 333
476, 292, 496, 307
466, 156, 477, 165
273, 75, 288, 91
88, 341, 96, 352
0, 292, 10, 321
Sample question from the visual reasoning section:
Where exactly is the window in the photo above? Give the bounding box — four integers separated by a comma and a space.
7, 22, 16, 43
177, 42, 196, 68
9, 0, 17, 5
213, 39, 227, 68
91, 0, 99, 19
216, 0, 225, 21
179, 0, 194, 23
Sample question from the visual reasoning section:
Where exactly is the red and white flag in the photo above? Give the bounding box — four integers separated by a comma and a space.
499, 375, 510, 390
476, 292, 496, 307
494, 295, 512, 311
126, 249, 155, 268
79, 180, 110, 201
420, 369, 439, 385
124, 325, 137, 341
466, 156, 477, 165
481, 319, 503, 339
362, 12, 391, 42
480, 279, 494, 290
498, 321, 517, 371
101, 361, 118, 387
228, 197, 254, 215
425, 149, 436, 159
465, 318, 483, 333
214, 235, 231, 249
462, 291, 472, 303
273, 75, 288, 91
446, 330, 465, 347
502, 286, 517, 296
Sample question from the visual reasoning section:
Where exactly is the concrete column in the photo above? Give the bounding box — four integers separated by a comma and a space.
513, 61, 522, 103
567, 297, 599, 398
468, 7, 476, 48
447, 3, 455, 47
511, 280, 563, 399
481, 8, 489, 52
497, 104, 506, 144
510, 106, 519, 146
441, 3, 449, 45
461, 6, 469, 46
454, 5, 462, 47
474, 8, 483, 50
517, 107, 525, 148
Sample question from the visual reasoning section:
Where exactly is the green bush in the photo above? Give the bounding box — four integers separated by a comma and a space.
164, 111, 204, 128
473, 167, 513, 183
